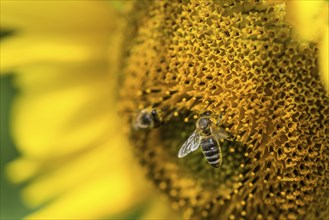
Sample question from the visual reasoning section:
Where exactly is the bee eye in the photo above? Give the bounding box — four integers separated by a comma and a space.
198, 118, 210, 129
202, 111, 212, 116
140, 113, 152, 125
151, 109, 157, 117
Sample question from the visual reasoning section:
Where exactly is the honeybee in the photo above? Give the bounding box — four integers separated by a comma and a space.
134, 108, 163, 129
178, 112, 233, 168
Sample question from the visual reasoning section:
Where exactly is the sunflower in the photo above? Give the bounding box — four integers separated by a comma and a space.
120, 1, 329, 219
1, 1, 178, 219
1, 0, 328, 220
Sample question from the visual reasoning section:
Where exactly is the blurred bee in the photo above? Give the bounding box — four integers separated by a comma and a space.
134, 108, 163, 129
178, 112, 233, 168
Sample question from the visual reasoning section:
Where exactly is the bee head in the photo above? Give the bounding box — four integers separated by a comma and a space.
135, 108, 162, 129
197, 117, 212, 135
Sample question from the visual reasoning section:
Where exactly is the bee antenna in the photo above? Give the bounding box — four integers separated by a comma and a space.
199, 101, 215, 116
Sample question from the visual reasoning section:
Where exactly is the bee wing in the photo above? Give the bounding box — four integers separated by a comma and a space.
178, 130, 201, 158
211, 125, 234, 141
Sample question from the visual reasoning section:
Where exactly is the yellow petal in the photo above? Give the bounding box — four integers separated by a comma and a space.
286, 1, 328, 41
0, 1, 112, 31
20, 135, 130, 207
319, 26, 329, 93
11, 62, 112, 92
11, 70, 117, 158
1, 32, 111, 73
0, 1, 122, 73
24, 170, 149, 220
6, 158, 42, 183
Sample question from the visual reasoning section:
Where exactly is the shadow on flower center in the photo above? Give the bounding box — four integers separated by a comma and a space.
130, 112, 251, 219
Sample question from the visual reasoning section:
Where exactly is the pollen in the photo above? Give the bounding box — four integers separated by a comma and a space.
121, 0, 329, 219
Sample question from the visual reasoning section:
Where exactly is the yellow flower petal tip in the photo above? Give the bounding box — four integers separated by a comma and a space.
6, 159, 41, 183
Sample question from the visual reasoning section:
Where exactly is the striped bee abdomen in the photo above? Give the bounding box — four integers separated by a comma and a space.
201, 136, 221, 168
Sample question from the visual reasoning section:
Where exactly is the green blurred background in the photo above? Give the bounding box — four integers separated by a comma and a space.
1, 75, 30, 219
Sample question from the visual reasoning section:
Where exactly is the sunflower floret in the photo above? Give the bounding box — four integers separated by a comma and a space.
121, 1, 329, 219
